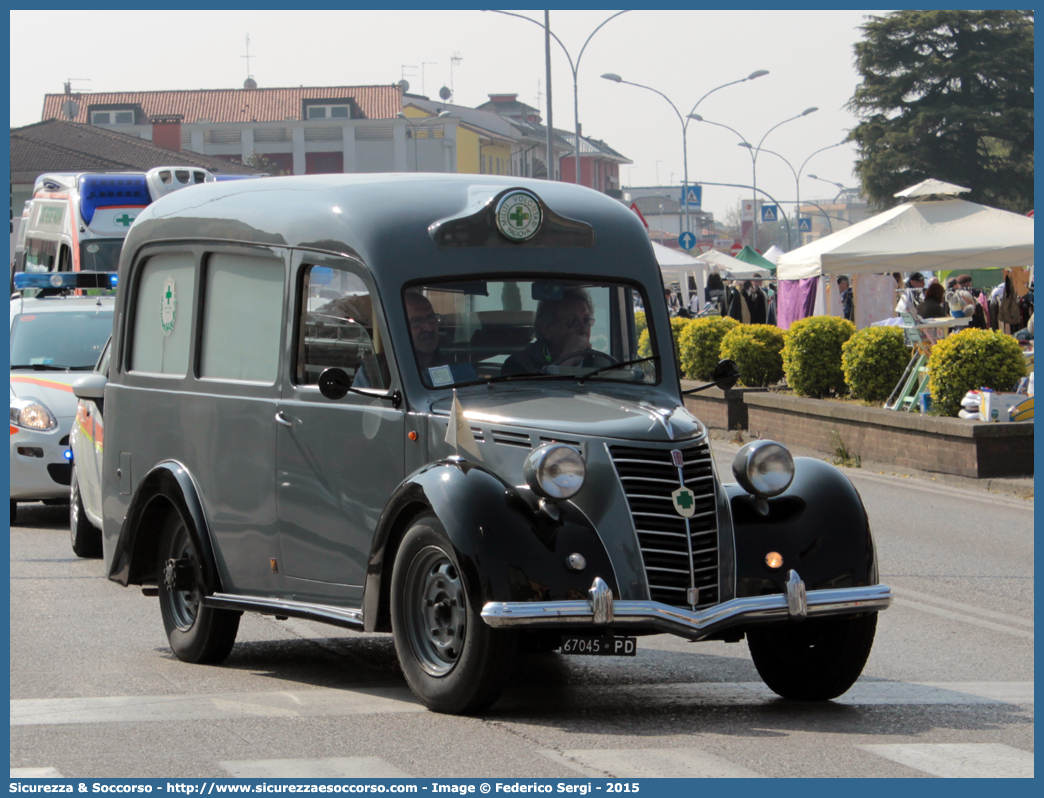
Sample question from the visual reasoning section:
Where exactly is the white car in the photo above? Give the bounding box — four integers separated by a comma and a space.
10, 284, 114, 542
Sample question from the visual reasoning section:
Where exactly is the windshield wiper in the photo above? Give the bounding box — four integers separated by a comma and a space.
10, 364, 74, 371
577, 355, 659, 384
479, 371, 580, 387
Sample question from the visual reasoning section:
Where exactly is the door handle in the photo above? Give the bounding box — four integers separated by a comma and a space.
275, 411, 294, 427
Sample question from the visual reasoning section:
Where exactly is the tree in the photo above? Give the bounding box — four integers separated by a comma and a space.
847, 11, 1033, 213
244, 150, 290, 176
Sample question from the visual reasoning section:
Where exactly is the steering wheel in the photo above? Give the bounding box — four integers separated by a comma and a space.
550, 349, 618, 367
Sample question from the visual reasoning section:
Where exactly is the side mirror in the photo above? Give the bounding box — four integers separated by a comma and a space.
72, 373, 107, 400
712, 359, 741, 390
318, 367, 352, 400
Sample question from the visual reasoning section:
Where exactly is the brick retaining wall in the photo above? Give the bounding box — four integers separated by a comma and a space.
683, 384, 1033, 479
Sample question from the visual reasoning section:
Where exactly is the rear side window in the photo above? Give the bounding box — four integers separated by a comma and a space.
200, 253, 284, 383
130, 253, 195, 375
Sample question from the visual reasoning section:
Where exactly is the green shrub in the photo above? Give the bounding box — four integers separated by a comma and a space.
677, 316, 740, 380
841, 326, 910, 402
634, 311, 647, 342
928, 328, 1026, 416
781, 316, 856, 398
719, 324, 786, 387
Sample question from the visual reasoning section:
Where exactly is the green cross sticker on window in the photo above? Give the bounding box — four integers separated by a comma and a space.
671, 486, 697, 518
495, 190, 542, 242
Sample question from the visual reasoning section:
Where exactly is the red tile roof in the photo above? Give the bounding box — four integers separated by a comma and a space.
42, 85, 403, 124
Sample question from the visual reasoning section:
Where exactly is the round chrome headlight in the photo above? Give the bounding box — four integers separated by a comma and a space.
523, 443, 586, 501
732, 440, 794, 498
10, 397, 58, 431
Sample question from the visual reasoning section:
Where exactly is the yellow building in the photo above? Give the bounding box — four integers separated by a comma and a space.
402, 98, 518, 175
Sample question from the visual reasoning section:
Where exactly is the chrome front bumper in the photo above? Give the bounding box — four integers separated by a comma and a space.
481, 570, 892, 642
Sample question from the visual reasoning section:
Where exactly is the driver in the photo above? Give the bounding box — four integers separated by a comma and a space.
502, 287, 602, 375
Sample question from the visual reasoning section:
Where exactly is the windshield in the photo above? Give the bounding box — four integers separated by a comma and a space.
403, 278, 657, 388
11, 308, 114, 369
80, 239, 123, 272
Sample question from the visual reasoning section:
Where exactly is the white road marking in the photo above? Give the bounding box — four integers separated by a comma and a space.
542, 748, 764, 778
858, 743, 1034, 778
891, 586, 1034, 627
10, 681, 1032, 729
220, 757, 411, 778
10, 686, 423, 727
10, 768, 63, 777
894, 597, 1034, 640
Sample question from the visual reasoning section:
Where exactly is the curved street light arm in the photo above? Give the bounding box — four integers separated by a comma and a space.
576, 10, 630, 74
757, 147, 798, 184
693, 117, 751, 149
686, 77, 747, 119
697, 180, 792, 250
484, 10, 575, 72
798, 140, 849, 179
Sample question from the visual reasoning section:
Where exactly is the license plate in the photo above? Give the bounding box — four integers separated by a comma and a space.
561, 636, 637, 656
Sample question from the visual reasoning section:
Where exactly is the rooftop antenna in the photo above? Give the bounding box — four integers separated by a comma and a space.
401, 64, 417, 92
421, 61, 438, 98
536, 79, 542, 115
450, 52, 463, 96
240, 34, 258, 87
63, 79, 90, 95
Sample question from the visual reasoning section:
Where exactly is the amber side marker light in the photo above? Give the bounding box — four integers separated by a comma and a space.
765, 552, 784, 570
408, 431, 418, 441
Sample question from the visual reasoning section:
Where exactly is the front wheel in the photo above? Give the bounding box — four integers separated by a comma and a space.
390, 514, 516, 714
157, 511, 240, 664
747, 612, 877, 700
70, 468, 103, 558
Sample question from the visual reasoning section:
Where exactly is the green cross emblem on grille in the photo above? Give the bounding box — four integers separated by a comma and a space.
115, 213, 135, 227
671, 486, 697, 518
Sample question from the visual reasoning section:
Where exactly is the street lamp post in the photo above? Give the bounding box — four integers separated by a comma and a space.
691, 108, 817, 250
484, 10, 629, 185
600, 69, 768, 235
396, 110, 450, 172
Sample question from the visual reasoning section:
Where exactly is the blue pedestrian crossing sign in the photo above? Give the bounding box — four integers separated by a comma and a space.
678, 231, 697, 250
761, 204, 779, 222
798, 217, 813, 233
680, 185, 702, 208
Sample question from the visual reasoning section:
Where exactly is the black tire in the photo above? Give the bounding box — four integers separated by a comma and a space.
390, 513, 516, 714
70, 468, 103, 558
747, 612, 878, 700
157, 511, 240, 664
11, 500, 16, 525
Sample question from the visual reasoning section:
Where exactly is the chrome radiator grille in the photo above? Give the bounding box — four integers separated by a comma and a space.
608, 442, 720, 609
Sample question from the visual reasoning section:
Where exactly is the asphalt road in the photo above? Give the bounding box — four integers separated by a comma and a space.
9, 450, 1034, 779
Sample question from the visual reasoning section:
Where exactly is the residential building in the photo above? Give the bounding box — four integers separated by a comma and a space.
475, 94, 570, 181
401, 94, 516, 175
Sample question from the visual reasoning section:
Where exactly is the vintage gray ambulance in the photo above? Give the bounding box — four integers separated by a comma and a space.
101, 174, 891, 713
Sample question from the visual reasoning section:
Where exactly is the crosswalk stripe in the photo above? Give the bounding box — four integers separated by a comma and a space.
220, 757, 412, 778
10, 686, 424, 727
10, 768, 63, 777
894, 597, 1034, 640
10, 681, 1032, 728
857, 743, 1033, 778
542, 748, 764, 778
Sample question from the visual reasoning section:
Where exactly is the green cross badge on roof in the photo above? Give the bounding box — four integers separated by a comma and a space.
160, 276, 177, 338
115, 213, 136, 227
671, 486, 697, 518
495, 190, 542, 242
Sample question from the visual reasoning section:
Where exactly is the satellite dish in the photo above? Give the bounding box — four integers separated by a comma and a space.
62, 100, 79, 120
397, 79, 410, 93
439, 86, 452, 101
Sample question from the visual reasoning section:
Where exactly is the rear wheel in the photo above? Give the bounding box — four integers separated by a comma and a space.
157, 511, 240, 664
10, 501, 16, 525
69, 468, 103, 558
390, 514, 516, 714
747, 612, 877, 700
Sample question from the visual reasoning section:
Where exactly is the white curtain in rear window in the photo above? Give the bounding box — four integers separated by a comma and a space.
200, 253, 284, 382
131, 252, 195, 376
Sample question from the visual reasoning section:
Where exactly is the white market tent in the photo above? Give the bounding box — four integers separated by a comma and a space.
697, 247, 770, 280
776, 196, 1035, 280
651, 242, 708, 304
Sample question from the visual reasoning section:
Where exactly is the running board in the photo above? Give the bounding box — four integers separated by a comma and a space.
205, 592, 365, 631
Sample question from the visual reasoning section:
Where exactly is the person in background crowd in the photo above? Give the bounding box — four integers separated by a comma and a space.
743, 275, 767, 324
916, 282, 948, 319
836, 275, 854, 322
895, 272, 926, 315
665, 288, 681, 316
688, 288, 700, 315
704, 272, 725, 314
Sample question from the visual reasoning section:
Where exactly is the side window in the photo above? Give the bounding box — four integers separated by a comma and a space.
58, 244, 72, 272
130, 252, 195, 376
296, 264, 387, 390
200, 253, 284, 383
24, 238, 56, 273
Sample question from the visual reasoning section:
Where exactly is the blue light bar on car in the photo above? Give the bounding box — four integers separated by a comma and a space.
13, 271, 118, 290
79, 174, 150, 225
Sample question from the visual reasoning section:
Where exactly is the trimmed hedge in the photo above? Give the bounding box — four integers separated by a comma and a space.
719, 324, 786, 387
634, 311, 647, 342
782, 316, 856, 398
640, 316, 694, 361
841, 326, 910, 402
928, 328, 1026, 416
677, 316, 740, 380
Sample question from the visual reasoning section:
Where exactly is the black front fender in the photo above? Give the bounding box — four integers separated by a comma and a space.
728, 457, 878, 598
363, 459, 617, 632
107, 461, 222, 595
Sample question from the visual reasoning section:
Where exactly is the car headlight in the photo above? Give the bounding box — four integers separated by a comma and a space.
10, 397, 58, 431
732, 440, 794, 498
523, 443, 586, 501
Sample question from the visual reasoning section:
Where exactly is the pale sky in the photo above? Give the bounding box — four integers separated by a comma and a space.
9, 9, 885, 224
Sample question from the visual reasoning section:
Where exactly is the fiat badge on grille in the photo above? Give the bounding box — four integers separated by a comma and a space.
671, 449, 684, 467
